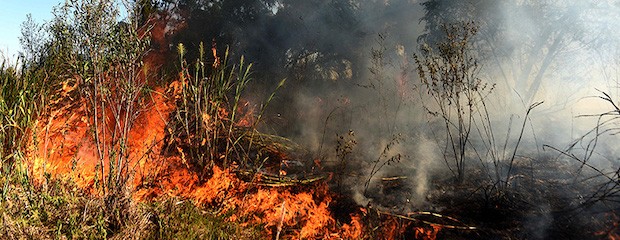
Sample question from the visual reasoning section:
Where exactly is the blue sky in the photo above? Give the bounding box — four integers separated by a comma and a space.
0, 0, 62, 61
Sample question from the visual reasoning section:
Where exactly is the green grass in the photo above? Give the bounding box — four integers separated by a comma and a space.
147, 198, 263, 239
0, 176, 263, 239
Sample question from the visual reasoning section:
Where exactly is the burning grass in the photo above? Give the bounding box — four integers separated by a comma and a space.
5, 35, 453, 238
3, 1, 619, 239
1, 23, 371, 238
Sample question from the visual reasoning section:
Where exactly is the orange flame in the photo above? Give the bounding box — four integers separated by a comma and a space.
25, 14, 368, 239
596, 212, 620, 240
341, 214, 363, 239
414, 225, 442, 240
28, 73, 361, 240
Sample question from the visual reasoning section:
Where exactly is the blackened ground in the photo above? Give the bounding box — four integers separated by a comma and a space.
267, 136, 619, 239
428, 156, 618, 239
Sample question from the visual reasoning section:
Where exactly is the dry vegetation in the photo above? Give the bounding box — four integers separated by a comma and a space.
1, 0, 619, 239
0, 1, 362, 239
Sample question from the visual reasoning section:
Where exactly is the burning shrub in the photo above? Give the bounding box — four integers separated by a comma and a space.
14, 0, 154, 236
165, 41, 286, 174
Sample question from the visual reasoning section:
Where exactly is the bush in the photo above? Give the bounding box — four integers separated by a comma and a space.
414, 22, 494, 183
167, 42, 285, 173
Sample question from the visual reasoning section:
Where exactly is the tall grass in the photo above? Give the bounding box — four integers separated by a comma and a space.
0, 59, 46, 199
471, 99, 542, 198
174, 42, 248, 169
170, 42, 285, 173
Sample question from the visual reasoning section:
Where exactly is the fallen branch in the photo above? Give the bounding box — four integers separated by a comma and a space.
373, 208, 477, 230
381, 176, 408, 181
236, 170, 327, 187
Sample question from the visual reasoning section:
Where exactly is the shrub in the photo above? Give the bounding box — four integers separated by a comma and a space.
414, 22, 494, 183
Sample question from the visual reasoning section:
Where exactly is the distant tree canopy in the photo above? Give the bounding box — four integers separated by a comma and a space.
144, 0, 619, 107
20, 0, 620, 104
418, 0, 619, 104
418, 0, 504, 47
149, 0, 421, 87
140, 0, 425, 136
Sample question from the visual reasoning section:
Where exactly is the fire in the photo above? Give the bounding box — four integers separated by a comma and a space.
341, 214, 363, 239
136, 158, 353, 238
28, 78, 369, 238
235, 99, 256, 127
30, 87, 98, 191
596, 212, 620, 240
414, 225, 442, 240
25, 42, 363, 240
21, 12, 464, 240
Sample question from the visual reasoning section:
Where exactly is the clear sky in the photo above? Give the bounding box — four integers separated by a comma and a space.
0, 0, 63, 61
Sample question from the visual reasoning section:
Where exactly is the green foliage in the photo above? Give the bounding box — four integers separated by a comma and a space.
1, 177, 104, 239
0, 0, 287, 238
171, 42, 250, 170
169, 42, 285, 172
147, 198, 262, 239
0, 177, 261, 239
4, 0, 153, 236
49, 0, 151, 197
0, 58, 48, 199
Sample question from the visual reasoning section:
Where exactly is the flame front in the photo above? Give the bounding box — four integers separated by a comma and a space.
28, 95, 364, 238
25, 57, 365, 240
18, 13, 459, 239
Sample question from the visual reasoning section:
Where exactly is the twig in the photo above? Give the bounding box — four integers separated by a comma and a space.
275, 201, 286, 240
381, 176, 408, 181
374, 208, 477, 230
504, 101, 542, 188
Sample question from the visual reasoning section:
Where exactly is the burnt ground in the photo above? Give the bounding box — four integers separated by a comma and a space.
279, 137, 620, 239
425, 156, 619, 239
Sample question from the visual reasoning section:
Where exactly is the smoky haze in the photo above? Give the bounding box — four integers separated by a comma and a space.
168, 0, 620, 236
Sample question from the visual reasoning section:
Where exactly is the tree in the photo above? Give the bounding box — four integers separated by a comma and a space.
419, 0, 617, 104
48, 0, 150, 198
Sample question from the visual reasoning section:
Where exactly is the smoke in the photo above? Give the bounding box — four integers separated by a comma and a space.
242, 0, 618, 203
169, 0, 620, 235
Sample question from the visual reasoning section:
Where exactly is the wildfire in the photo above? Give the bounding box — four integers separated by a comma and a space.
30, 85, 98, 191
20, 13, 469, 240
379, 218, 441, 240
25, 47, 364, 240
596, 212, 620, 240
414, 225, 442, 240
29, 89, 364, 238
